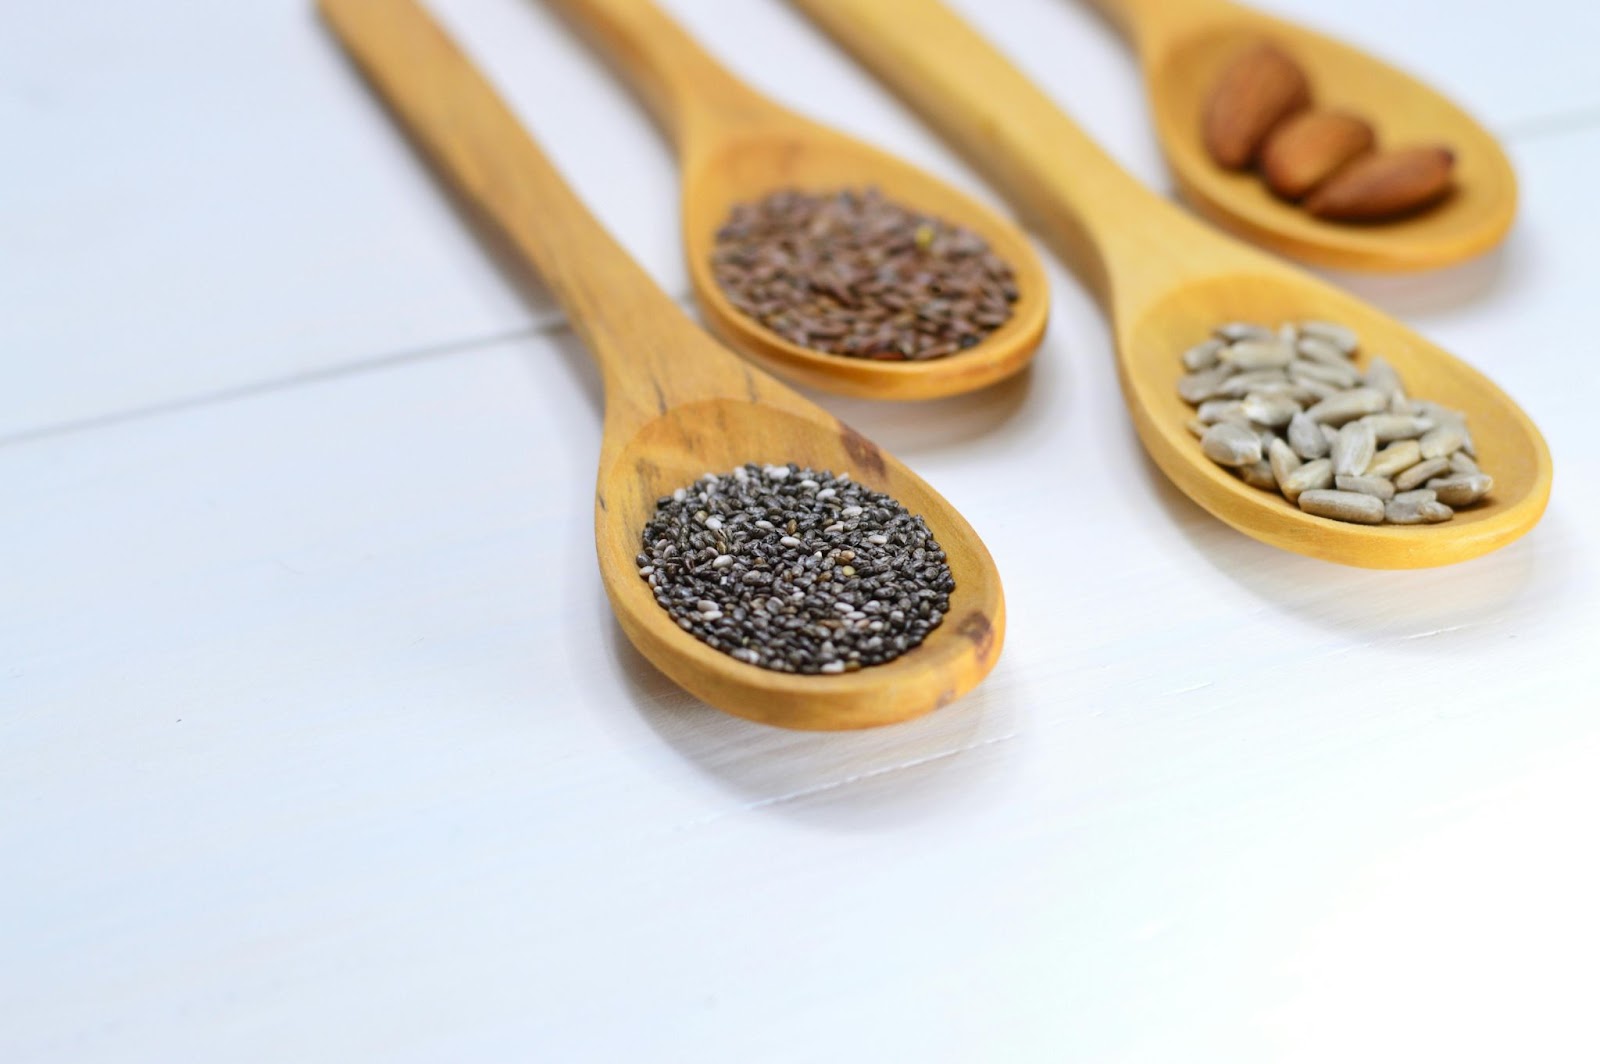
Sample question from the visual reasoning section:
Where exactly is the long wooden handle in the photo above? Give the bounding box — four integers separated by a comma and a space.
789, 0, 1205, 306
319, 0, 694, 420
542, 0, 781, 149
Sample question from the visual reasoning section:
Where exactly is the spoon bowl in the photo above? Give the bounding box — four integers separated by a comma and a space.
547, 0, 1050, 399
321, 0, 1004, 728
1094, 0, 1517, 272
1121, 272, 1548, 566
680, 126, 1050, 397
793, 0, 1551, 567
597, 397, 1004, 727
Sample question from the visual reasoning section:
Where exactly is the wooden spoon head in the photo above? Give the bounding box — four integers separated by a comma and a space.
594, 397, 1005, 728
1143, 17, 1516, 272
680, 124, 1049, 399
1118, 272, 1550, 567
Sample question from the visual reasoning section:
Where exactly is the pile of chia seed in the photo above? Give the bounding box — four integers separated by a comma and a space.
637, 464, 954, 674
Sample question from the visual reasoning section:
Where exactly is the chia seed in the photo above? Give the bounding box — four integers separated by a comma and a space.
637, 463, 954, 673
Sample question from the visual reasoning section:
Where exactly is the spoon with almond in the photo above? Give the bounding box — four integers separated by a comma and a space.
793, 0, 1549, 567
1086, 0, 1516, 272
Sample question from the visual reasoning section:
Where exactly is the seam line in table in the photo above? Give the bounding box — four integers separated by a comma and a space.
0, 291, 697, 452
0, 323, 544, 451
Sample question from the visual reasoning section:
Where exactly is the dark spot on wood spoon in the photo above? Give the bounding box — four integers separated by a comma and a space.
956, 611, 994, 661
838, 421, 887, 479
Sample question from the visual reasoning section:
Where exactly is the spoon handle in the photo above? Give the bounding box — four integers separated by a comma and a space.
544, 0, 787, 150
319, 0, 719, 431
790, 0, 1238, 309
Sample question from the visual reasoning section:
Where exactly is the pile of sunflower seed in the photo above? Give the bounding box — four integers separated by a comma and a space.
710, 187, 1018, 361
1179, 319, 1492, 524
637, 464, 954, 674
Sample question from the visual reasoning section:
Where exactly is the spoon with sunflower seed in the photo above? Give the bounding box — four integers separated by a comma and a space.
793, 0, 1549, 567
319, 0, 1005, 727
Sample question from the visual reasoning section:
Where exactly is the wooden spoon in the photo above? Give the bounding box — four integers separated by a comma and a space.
1085, 0, 1518, 272
793, 0, 1550, 568
318, 0, 1005, 729
540, 0, 1049, 399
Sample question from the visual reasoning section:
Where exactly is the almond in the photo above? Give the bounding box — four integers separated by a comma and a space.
1259, 110, 1375, 200
1304, 146, 1456, 221
1203, 42, 1312, 170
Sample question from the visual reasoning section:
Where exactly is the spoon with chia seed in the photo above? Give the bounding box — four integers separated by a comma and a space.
320, 0, 1005, 728
794, 0, 1550, 568
539, 0, 1051, 400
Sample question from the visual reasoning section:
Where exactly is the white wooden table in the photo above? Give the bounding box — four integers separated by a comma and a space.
5, 1, 1599, 1060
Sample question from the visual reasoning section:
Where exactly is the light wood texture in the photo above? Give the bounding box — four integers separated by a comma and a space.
317, 0, 1004, 728
1087, 0, 1517, 271
540, 0, 1050, 400
792, 0, 1551, 569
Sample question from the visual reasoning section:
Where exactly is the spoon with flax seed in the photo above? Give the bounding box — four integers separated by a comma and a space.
541, 0, 1050, 399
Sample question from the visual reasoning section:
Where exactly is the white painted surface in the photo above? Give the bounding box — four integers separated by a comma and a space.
3, 1, 1597, 1061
